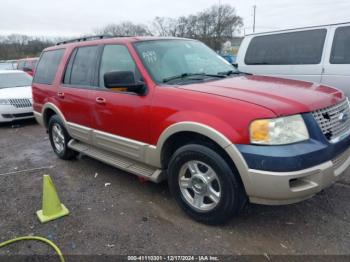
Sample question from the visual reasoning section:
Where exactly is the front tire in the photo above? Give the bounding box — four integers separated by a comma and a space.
168, 144, 246, 225
48, 115, 77, 160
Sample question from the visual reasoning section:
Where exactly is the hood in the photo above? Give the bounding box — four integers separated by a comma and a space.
0, 86, 32, 99
178, 75, 344, 116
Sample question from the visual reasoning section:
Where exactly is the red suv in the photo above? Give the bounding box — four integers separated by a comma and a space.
32, 36, 350, 224
17, 57, 39, 76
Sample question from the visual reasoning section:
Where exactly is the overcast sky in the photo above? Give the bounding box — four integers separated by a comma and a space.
0, 0, 349, 37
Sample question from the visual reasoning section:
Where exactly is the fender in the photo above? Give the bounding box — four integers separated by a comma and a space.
36, 102, 68, 129
144, 121, 251, 191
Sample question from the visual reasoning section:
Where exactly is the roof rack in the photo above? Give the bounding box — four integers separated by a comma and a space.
55, 35, 118, 45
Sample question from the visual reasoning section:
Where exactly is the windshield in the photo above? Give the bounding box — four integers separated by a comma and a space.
134, 39, 237, 84
0, 72, 32, 89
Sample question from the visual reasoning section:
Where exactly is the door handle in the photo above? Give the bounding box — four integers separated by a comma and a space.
96, 97, 106, 104
57, 92, 65, 98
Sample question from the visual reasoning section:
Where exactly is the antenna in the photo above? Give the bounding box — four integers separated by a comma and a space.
253, 5, 257, 33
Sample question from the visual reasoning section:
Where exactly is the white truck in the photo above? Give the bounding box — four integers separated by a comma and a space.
237, 22, 350, 97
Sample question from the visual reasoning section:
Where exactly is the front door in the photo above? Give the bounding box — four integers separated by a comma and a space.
90, 44, 153, 160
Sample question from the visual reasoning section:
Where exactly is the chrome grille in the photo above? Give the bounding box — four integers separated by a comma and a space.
312, 99, 350, 143
8, 98, 32, 108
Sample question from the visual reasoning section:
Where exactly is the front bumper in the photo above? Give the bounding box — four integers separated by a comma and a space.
245, 147, 350, 205
234, 112, 350, 205
0, 105, 34, 123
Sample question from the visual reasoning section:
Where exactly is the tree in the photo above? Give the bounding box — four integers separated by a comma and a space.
151, 4, 243, 50
0, 34, 53, 60
152, 17, 179, 37
96, 22, 151, 36
0, 3, 243, 59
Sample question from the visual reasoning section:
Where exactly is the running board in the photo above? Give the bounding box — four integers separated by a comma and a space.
68, 140, 165, 183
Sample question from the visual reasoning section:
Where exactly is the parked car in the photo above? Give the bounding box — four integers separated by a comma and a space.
0, 60, 17, 70
237, 22, 350, 97
221, 54, 236, 64
17, 57, 39, 76
0, 70, 34, 123
8, 60, 18, 70
32, 36, 350, 224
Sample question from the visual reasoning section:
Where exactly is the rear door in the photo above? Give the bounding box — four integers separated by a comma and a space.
238, 28, 328, 83
58, 45, 99, 143
321, 24, 350, 97
33, 49, 65, 115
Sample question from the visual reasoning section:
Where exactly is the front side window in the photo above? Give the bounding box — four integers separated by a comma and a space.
134, 40, 235, 83
99, 45, 139, 88
0, 72, 32, 89
64, 46, 99, 86
33, 49, 65, 85
245, 29, 327, 65
330, 26, 350, 64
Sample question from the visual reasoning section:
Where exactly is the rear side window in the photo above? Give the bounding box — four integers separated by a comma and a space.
245, 29, 327, 65
63, 46, 99, 86
330, 26, 350, 64
34, 49, 65, 84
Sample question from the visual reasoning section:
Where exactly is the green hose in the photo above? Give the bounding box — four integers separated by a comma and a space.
0, 236, 65, 262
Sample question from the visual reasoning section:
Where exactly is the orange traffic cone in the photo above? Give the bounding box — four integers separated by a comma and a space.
36, 175, 69, 223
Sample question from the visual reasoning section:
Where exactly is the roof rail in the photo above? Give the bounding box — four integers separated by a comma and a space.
56, 35, 118, 45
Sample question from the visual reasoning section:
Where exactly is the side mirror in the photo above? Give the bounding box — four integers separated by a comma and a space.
104, 71, 146, 95
232, 63, 238, 68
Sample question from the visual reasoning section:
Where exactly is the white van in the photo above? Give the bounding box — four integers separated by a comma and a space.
237, 22, 350, 97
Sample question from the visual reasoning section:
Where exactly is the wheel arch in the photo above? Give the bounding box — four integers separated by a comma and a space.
147, 122, 251, 191
42, 103, 67, 129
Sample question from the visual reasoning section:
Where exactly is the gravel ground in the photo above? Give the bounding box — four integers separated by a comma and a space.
0, 120, 350, 260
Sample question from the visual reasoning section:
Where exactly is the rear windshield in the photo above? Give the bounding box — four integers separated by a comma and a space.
0, 72, 32, 89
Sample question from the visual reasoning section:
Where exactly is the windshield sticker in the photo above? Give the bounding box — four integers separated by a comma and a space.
142, 51, 157, 64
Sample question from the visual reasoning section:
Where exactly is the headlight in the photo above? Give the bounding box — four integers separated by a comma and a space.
250, 114, 309, 145
0, 99, 10, 105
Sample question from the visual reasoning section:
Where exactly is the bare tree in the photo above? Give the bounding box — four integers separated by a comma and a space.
96, 22, 151, 36
151, 4, 243, 50
0, 4, 242, 59
0, 34, 53, 60
152, 17, 179, 37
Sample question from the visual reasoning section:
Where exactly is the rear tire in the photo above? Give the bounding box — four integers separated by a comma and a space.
168, 144, 246, 225
48, 115, 77, 160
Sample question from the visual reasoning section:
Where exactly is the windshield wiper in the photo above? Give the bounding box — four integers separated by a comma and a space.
162, 73, 225, 83
248, 62, 271, 65
217, 70, 240, 76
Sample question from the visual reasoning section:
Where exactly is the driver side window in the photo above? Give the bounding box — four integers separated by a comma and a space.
99, 45, 140, 88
